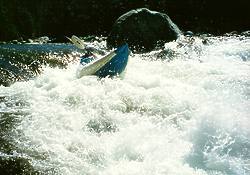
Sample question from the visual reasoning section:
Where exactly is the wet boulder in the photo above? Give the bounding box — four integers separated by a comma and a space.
107, 8, 181, 53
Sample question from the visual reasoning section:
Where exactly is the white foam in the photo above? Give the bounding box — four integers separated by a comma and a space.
1, 36, 250, 175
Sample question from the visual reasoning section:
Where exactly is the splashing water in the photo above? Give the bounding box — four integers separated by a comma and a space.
0, 35, 250, 175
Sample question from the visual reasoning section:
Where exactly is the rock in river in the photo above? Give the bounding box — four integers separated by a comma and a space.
107, 8, 181, 53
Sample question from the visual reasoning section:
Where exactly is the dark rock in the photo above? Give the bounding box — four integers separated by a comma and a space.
107, 8, 181, 52
0, 156, 38, 175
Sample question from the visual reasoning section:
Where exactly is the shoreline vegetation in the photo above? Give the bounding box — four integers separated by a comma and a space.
0, 0, 249, 42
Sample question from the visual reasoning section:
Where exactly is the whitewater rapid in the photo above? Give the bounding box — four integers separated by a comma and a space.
0, 35, 250, 175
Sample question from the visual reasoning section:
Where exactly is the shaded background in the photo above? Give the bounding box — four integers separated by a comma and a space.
0, 0, 249, 41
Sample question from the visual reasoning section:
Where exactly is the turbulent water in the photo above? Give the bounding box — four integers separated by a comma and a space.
0, 35, 250, 175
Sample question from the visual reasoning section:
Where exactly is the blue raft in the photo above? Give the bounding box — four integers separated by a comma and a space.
77, 44, 129, 78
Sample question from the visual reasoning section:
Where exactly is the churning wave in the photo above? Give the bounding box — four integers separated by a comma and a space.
0, 35, 250, 175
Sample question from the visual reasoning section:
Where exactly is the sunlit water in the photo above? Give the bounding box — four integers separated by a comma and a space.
0, 35, 250, 175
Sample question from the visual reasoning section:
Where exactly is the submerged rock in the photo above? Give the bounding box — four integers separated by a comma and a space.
0, 156, 38, 175
107, 8, 181, 53
86, 119, 117, 133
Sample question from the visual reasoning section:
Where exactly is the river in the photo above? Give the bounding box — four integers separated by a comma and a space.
0, 35, 250, 174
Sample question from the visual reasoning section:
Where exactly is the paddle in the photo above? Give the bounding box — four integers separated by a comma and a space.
66, 35, 85, 50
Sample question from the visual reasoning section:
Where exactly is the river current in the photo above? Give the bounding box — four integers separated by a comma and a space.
0, 35, 250, 174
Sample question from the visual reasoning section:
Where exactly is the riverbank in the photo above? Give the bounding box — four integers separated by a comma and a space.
0, 0, 249, 41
